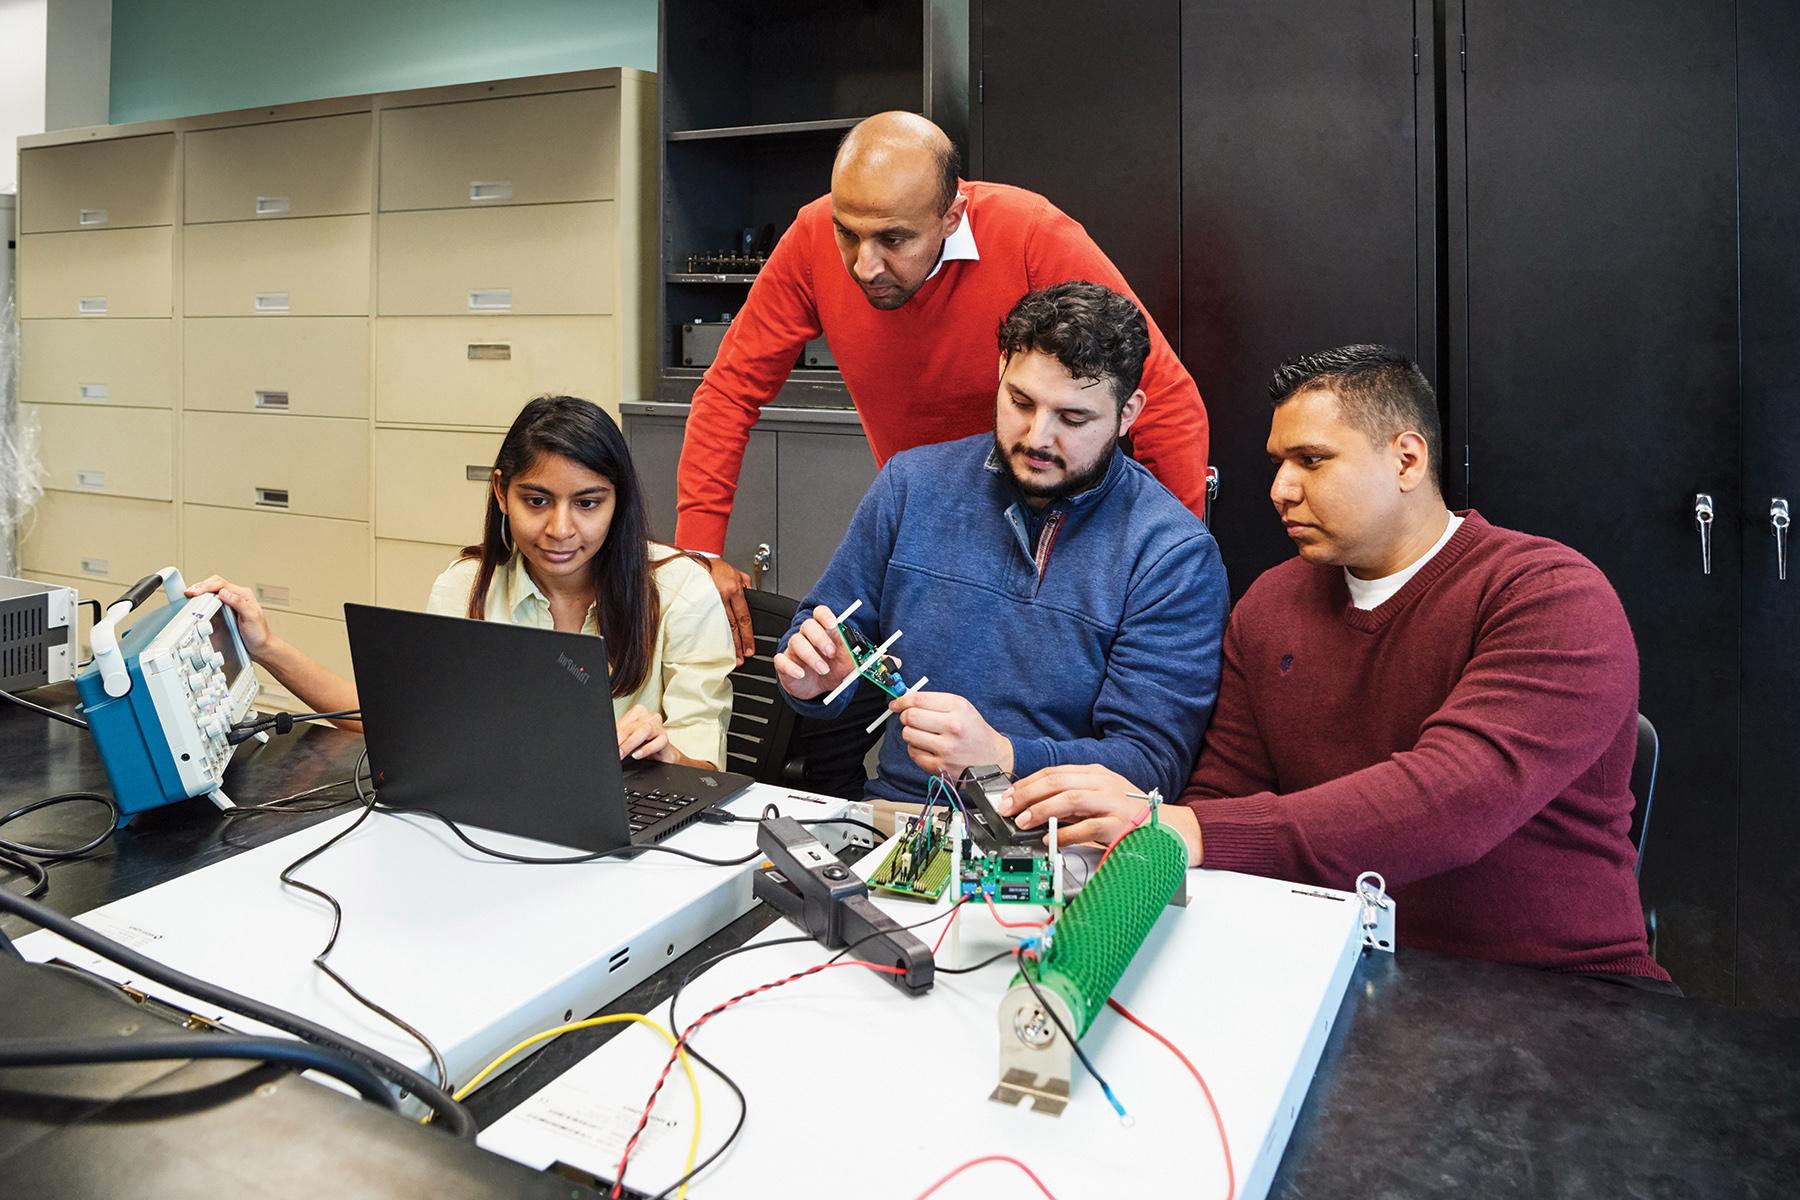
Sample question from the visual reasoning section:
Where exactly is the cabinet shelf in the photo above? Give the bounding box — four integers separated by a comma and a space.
667, 272, 761, 284
667, 117, 864, 142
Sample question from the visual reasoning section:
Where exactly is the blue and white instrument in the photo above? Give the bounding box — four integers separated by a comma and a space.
76, 568, 259, 818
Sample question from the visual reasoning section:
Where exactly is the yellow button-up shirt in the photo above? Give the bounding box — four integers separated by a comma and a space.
424, 543, 734, 767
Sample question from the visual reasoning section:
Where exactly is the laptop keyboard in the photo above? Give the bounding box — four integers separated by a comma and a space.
626, 787, 701, 832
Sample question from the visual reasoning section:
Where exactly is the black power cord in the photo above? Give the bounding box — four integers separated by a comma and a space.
278, 758, 451, 1091
0, 792, 119, 900
0, 884, 475, 1136
0, 1031, 397, 1111
228, 708, 362, 745
699, 807, 886, 844
381, 803, 764, 868
0, 686, 88, 730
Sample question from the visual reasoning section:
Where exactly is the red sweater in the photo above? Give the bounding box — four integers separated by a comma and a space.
674, 181, 1210, 554
1185, 513, 1668, 980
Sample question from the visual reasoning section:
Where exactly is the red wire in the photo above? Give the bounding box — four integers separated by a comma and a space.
611, 954, 907, 1197
932, 898, 965, 955
982, 892, 1048, 931
1106, 996, 1235, 1200
910, 1154, 1062, 1200
1095, 802, 1153, 872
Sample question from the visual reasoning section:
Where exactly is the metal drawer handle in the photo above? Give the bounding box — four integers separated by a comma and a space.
464, 464, 491, 482
255, 487, 290, 508
468, 289, 512, 312
254, 390, 290, 410
466, 342, 513, 361
255, 583, 290, 606
751, 543, 773, 590
255, 195, 290, 216
1774, 498, 1791, 583
79, 208, 108, 227
78, 383, 108, 402
1694, 493, 1715, 576
78, 297, 108, 316
76, 470, 107, 490
80, 557, 109, 578
255, 292, 290, 313
469, 180, 513, 203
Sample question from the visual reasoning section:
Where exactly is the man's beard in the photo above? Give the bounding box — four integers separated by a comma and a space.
994, 432, 1119, 502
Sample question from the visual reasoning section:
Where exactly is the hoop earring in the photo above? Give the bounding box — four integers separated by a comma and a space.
499, 513, 514, 553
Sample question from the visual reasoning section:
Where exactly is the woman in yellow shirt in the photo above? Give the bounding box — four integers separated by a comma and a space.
190, 395, 734, 768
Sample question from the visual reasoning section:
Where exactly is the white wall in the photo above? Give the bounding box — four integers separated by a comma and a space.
0, 0, 49, 194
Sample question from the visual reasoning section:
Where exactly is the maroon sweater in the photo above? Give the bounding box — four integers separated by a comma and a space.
1184, 512, 1668, 980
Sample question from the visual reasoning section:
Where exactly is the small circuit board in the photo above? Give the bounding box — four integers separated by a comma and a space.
958, 847, 1059, 905
869, 809, 954, 900
838, 621, 908, 699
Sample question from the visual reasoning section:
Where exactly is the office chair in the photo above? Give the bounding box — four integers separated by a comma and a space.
724, 590, 883, 795
723, 590, 803, 783
1629, 712, 1660, 956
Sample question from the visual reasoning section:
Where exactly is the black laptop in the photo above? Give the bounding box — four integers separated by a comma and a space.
344, 603, 753, 853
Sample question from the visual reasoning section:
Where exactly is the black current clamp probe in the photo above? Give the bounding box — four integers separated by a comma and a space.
752, 816, 936, 995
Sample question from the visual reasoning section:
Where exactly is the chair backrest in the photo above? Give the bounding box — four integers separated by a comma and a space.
1628, 713, 1659, 879
723, 590, 802, 784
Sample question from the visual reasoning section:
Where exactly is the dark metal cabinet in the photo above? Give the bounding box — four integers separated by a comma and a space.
623, 404, 875, 598
974, 0, 1182, 338
1442, 0, 1745, 1004
976, 0, 1799, 1007
1179, 0, 1435, 595
1733, 0, 1800, 1015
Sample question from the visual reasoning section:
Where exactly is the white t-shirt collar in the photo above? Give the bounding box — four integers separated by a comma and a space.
1345, 513, 1465, 611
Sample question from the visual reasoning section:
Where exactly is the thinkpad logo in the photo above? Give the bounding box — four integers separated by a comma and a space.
556, 652, 590, 685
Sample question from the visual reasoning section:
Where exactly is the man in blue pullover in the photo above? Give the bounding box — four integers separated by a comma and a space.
774, 281, 1229, 807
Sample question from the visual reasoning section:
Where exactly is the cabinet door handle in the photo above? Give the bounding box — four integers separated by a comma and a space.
1694, 493, 1715, 576
1774, 498, 1791, 582
751, 542, 773, 590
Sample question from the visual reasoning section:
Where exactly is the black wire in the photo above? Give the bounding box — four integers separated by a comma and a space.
219, 767, 377, 820
934, 946, 1019, 975
384, 803, 763, 867
0, 792, 118, 900
228, 709, 363, 745
640, 902, 965, 1196
710, 809, 886, 843
1018, 957, 1118, 1107
0, 686, 89, 729
0, 846, 49, 900
0, 882, 474, 1136
0, 792, 118, 859
0, 1033, 398, 1111
645, 1043, 747, 1200
278, 753, 451, 1092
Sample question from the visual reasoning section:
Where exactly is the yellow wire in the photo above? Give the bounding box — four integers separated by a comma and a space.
427, 1013, 703, 1200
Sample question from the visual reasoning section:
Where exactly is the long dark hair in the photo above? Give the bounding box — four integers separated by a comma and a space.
462, 395, 660, 696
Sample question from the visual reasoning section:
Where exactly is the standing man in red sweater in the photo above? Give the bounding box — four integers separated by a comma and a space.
1000, 345, 1670, 984
676, 111, 1210, 659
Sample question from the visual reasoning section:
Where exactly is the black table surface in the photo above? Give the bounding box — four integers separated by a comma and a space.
5, 687, 1798, 1198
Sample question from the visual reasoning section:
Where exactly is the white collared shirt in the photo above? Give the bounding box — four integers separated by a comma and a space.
924, 206, 979, 283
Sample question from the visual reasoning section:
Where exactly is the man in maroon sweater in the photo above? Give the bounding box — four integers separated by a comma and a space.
1001, 345, 1669, 983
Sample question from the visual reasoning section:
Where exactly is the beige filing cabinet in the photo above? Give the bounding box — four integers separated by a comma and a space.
15, 70, 655, 709
17, 131, 179, 606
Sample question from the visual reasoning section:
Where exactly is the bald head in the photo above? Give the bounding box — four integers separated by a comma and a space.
827, 113, 968, 310
833, 112, 960, 216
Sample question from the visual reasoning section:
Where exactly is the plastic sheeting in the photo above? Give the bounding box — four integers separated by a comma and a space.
0, 283, 44, 577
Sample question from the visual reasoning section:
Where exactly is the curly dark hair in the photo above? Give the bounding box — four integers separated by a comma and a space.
1268, 344, 1443, 492
995, 281, 1150, 411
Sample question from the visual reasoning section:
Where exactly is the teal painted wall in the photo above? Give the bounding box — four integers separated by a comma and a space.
110, 0, 656, 124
